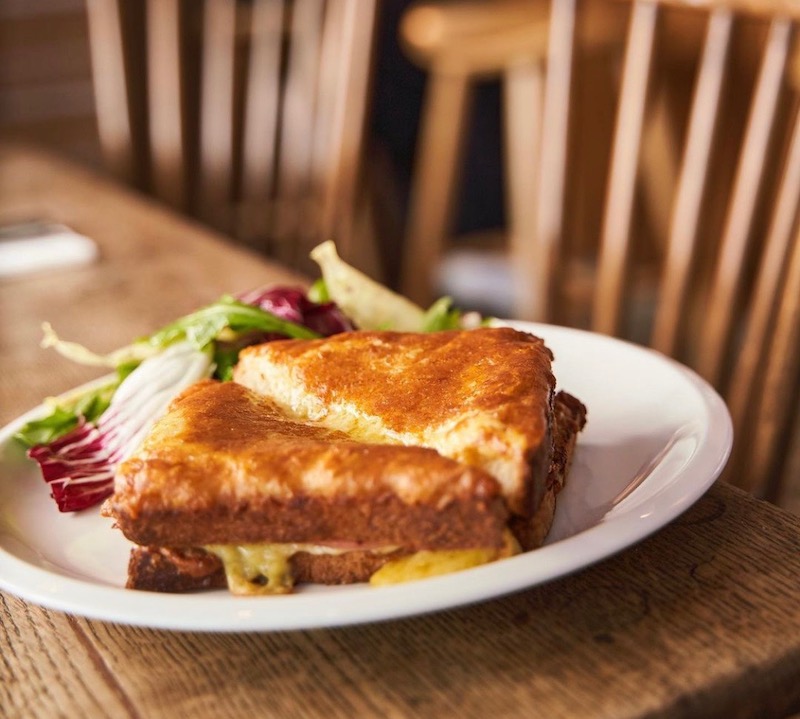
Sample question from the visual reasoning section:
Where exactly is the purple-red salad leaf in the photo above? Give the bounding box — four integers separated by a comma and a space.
28, 418, 120, 512
26, 342, 212, 512
237, 286, 355, 336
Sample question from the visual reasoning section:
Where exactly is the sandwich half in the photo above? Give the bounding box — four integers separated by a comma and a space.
104, 327, 586, 594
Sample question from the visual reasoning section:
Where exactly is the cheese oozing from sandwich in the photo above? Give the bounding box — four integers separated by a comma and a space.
204, 530, 519, 595
203, 543, 358, 595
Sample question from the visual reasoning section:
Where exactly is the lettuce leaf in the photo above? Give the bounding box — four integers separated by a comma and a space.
421, 297, 462, 332
143, 295, 321, 349
310, 241, 427, 331
14, 377, 119, 447
309, 241, 482, 332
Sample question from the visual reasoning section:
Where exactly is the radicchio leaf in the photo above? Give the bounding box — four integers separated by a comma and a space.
28, 342, 213, 512
28, 418, 120, 512
236, 286, 355, 336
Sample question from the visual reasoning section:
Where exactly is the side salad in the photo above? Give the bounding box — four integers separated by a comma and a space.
16, 241, 479, 512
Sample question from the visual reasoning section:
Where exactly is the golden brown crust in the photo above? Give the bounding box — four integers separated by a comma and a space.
234, 328, 556, 516
112, 329, 587, 593
236, 328, 554, 436
107, 380, 508, 549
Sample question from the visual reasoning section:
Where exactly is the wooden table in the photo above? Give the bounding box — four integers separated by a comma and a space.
1, 144, 799, 719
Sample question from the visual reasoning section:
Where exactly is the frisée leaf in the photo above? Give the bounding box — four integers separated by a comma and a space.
41, 295, 321, 374
40, 322, 157, 368
309, 241, 483, 333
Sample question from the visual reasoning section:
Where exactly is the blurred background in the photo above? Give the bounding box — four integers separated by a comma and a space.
0, 0, 522, 305
0, 0, 503, 287
0, 1, 101, 166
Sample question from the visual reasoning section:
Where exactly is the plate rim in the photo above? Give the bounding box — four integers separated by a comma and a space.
0, 322, 733, 631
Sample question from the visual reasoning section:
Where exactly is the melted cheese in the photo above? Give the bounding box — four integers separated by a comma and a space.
369, 531, 520, 586
204, 543, 348, 595
205, 533, 520, 595
368, 548, 498, 586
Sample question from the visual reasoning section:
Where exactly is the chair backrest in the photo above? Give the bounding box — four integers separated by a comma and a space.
400, 0, 800, 504
85, 0, 379, 275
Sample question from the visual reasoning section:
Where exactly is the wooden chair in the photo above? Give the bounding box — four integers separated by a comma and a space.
399, 0, 631, 315
84, 0, 381, 277
400, 0, 800, 505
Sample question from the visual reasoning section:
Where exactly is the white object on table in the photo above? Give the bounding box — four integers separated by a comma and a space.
0, 222, 99, 278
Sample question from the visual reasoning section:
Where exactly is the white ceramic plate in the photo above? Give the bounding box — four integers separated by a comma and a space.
0, 323, 732, 632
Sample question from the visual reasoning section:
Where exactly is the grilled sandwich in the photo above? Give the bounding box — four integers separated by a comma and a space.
104, 327, 586, 594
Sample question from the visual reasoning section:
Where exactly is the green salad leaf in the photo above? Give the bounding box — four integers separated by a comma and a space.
144, 295, 321, 350
14, 375, 119, 447
421, 296, 462, 332
307, 278, 330, 303
14, 406, 80, 448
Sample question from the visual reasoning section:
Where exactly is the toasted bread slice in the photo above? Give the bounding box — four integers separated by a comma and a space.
233, 327, 556, 518
106, 379, 508, 551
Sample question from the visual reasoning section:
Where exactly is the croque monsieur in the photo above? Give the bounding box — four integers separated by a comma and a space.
103, 327, 586, 594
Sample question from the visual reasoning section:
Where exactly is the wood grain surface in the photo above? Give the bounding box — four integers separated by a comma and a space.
1, 144, 799, 719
